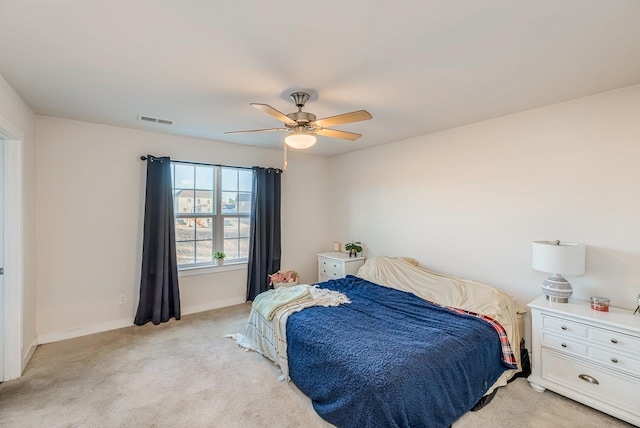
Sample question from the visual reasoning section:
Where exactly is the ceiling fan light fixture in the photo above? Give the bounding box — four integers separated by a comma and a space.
285, 131, 317, 149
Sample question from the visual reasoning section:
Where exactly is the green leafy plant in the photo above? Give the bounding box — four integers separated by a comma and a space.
344, 241, 362, 255
213, 251, 226, 260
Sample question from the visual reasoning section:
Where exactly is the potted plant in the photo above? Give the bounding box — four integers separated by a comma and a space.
213, 251, 226, 266
269, 270, 299, 288
344, 241, 362, 258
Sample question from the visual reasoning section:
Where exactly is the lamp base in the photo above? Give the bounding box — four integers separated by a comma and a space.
546, 295, 569, 303
542, 273, 572, 303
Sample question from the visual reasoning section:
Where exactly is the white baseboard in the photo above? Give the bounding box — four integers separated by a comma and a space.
182, 297, 246, 315
38, 317, 133, 344
37, 298, 247, 344
21, 337, 38, 373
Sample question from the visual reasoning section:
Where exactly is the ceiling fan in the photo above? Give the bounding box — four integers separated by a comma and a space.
225, 92, 372, 149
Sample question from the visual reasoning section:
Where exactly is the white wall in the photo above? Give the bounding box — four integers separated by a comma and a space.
330, 84, 640, 324
35, 116, 331, 339
0, 73, 37, 367
28, 83, 640, 346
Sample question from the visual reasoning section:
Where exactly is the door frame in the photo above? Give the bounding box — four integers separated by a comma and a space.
0, 114, 24, 381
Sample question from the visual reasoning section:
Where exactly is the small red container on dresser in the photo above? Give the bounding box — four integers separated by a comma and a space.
590, 296, 610, 312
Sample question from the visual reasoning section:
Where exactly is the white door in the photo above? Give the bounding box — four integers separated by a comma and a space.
0, 136, 4, 381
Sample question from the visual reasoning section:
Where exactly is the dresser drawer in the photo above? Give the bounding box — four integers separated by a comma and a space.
542, 332, 587, 357
318, 266, 342, 280
318, 258, 343, 272
542, 315, 588, 338
589, 346, 640, 377
589, 328, 640, 355
541, 349, 640, 415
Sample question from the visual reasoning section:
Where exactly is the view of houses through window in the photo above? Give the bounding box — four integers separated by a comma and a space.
172, 162, 252, 267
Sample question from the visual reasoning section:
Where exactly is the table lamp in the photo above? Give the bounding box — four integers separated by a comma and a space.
532, 240, 586, 303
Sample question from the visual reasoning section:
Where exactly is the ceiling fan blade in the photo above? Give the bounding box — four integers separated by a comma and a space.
251, 103, 297, 126
316, 128, 362, 141
313, 110, 372, 128
225, 128, 288, 135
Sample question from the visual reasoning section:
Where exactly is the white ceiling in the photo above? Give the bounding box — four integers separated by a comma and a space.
1, 1, 639, 157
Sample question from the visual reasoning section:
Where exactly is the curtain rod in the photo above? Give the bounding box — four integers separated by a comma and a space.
140, 155, 270, 171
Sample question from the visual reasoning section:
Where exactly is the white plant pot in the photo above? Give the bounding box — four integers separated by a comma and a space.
215, 258, 224, 266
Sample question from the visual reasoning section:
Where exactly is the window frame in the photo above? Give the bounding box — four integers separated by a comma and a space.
172, 162, 252, 270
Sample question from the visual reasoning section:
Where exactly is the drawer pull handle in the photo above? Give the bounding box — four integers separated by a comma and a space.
611, 338, 618, 344
561, 343, 567, 348
578, 374, 599, 385
611, 358, 618, 363
561, 326, 567, 330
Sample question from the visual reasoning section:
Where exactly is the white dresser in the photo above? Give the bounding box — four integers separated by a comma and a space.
316, 252, 365, 283
528, 296, 640, 426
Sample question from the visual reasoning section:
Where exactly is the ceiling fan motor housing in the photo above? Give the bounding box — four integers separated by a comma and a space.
286, 111, 316, 125
290, 92, 310, 108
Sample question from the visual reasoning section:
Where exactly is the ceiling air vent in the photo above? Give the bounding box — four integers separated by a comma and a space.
137, 115, 173, 125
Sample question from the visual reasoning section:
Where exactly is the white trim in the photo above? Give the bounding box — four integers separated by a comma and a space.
182, 297, 247, 316
0, 115, 24, 381
37, 297, 247, 344
38, 318, 133, 344
21, 337, 37, 372
178, 262, 247, 277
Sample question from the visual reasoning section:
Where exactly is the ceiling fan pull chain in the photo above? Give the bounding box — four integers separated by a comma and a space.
283, 142, 288, 171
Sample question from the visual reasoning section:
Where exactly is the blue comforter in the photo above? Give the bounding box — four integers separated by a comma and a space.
286, 275, 512, 428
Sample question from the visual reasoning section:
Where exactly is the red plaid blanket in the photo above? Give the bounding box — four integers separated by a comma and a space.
445, 306, 518, 369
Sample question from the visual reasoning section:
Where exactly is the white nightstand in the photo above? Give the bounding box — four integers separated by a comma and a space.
528, 296, 640, 426
316, 252, 365, 283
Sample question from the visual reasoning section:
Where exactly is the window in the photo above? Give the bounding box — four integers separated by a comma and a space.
172, 162, 253, 268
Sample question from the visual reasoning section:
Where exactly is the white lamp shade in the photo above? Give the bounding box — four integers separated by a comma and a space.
284, 131, 316, 149
532, 241, 585, 275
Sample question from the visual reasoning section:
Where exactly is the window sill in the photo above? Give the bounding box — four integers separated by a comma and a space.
178, 262, 247, 277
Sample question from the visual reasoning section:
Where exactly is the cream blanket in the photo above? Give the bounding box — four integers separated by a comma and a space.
252, 284, 311, 320
232, 284, 350, 380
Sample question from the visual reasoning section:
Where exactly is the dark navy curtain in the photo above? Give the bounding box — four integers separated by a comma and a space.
135, 155, 181, 325
246, 167, 282, 301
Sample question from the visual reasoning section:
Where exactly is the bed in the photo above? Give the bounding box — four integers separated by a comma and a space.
235, 256, 524, 428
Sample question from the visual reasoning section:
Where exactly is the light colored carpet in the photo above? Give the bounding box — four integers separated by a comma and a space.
0, 303, 633, 428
